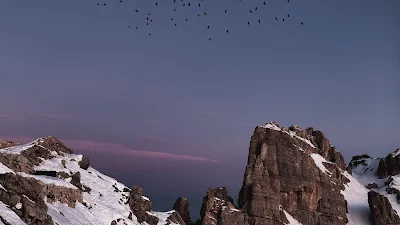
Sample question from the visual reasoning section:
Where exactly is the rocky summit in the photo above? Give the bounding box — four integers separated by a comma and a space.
1, 121, 400, 225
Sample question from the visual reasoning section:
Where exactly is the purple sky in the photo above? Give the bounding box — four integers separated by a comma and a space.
1, 0, 399, 219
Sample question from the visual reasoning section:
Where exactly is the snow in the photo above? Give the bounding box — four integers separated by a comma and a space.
341, 172, 372, 225
310, 153, 332, 176
17, 172, 78, 189
391, 149, 400, 158
150, 211, 180, 225
0, 201, 27, 225
279, 205, 302, 225
0, 184, 7, 192
15, 202, 22, 210
261, 123, 281, 131
0, 139, 40, 154
260, 122, 316, 148
0, 162, 15, 174
142, 196, 150, 201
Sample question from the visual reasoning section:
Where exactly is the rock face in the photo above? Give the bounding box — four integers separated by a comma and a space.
128, 186, 159, 225
78, 155, 90, 170
173, 197, 193, 225
200, 187, 248, 225
0, 140, 21, 149
368, 191, 400, 225
237, 122, 348, 225
377, 149, 400, 179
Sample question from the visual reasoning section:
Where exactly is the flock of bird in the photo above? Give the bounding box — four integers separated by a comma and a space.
96, 0, 304, 41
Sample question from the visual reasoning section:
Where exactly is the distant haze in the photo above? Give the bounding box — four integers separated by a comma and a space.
1, 0, 399, 219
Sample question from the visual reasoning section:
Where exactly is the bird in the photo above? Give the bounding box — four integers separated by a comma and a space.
175, 23, 177, 26
255, 7, 258, 11
198, 3, 201, 7
149, 33, 151, 35
258, 19, 261, 23
301, 22, 304, 25
198, 14, 200, 17
103, 3, 106, 6
287, 14, 290, 17
207, 25, 210, 29
120, 0, 122, 3
226, 30, 229, 33
171, 18, 174, 21
186, 18, 188, 21
208, 38, 211, 41
135, 9, 139, 13
275, 17, 278, 20
188, 3, 190, 6
225, 10, 227, 13
155, 2, 158, 5
263, 2, 266, 5
282, 18, 285, 22
204, 12, 207, 15
250, 10, 252, 13
97, 3, 99, 5
146, 23, 149, 25
173, 8, 176, 11
128, 25, 131, 28
247, 21, 250, 25
147, 17, 149, 20
136, 27, 138, 29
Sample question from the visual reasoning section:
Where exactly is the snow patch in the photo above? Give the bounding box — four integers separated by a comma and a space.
310, 154, 332, 176
17, 172, 78, 189
0, 163, 15, 174
0, 201, 27, 225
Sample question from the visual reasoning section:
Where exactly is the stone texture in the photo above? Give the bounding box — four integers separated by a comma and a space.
238, 123, 348, 225
200, 187, 248, 225
173, 197, 193, 225
0, 140, 21, 149
128, 185, 159, 225
166, 211, 186, 225
377, 149, 400, 179
368, 190, 400, 225
78, 155, 90, 170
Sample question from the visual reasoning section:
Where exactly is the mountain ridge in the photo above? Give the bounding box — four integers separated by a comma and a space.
0, 122, 399, 225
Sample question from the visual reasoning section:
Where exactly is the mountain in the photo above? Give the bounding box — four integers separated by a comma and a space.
0, 137, 184, 225
0, 122, 399, 225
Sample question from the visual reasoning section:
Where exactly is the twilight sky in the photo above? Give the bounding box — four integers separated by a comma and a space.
1, 0, 399, 219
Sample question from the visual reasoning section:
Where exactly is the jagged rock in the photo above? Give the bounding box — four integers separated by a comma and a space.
238, 124, 348, 225
377, 149, 400, 179
173, 197, 193, 225
368, 191, 400, 225
166, 211, 186, 225
0, 173, 54, 225
367, 183, 378, 189
111, 220, 117, 225
39, 136, 73, 154
200, 187, 247, 225
70, 172, 83, 190
128, 186, 158, 225
78, 155, 90, 170
0, 140, 21, 149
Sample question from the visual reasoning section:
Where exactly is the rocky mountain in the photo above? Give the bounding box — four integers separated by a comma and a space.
1, 121, 399, 225
0, 137, 185, 225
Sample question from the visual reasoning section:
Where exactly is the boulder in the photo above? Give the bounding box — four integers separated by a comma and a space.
368, 191, 400, 225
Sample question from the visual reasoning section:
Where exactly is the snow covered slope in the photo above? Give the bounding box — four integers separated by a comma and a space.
0, 137, 181, 225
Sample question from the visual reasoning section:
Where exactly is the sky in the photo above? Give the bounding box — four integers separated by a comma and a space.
1, 0, 399, 220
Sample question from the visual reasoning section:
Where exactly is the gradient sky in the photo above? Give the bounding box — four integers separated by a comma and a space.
1, 0, 399, 219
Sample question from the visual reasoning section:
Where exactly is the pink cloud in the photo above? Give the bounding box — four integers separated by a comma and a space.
0, 136, 218, 163
0, 114, 19, 119
39, 113, 72, 119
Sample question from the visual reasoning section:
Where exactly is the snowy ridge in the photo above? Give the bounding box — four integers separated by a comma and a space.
260, 122, 316, 148
0, 139, 181, 225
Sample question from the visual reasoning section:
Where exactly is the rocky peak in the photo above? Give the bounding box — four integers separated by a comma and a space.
377, 149, 400, 179
237, 121, 348, 225
173, 197, 193, 225
199, 187, 247, 225
128, 186, 159, 225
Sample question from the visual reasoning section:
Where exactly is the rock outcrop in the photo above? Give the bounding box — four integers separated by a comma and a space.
78, 155, 90, 170
173, 197, 193, 225
368, 191, 400, 225
377, 149, 400, 179
200, 187, 248, 225
237, 122, 348, 225
128, 185, 159, 225
0, 140, 21, 149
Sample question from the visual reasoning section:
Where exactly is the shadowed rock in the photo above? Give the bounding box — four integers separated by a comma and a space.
368, 190, 400, 225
